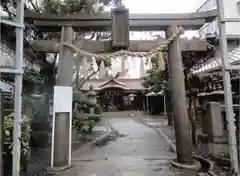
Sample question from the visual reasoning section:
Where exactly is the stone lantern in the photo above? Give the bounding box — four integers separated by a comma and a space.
86, 84, 97, 114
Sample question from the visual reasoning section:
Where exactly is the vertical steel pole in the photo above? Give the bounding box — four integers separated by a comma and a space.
0, 90, 2, 176
217, 0, 239, 174
163, 94, 167, 117
239, 75, 240, 164
12, 0, 24, 175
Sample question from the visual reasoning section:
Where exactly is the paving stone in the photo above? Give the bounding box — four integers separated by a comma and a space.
72, 117, 198, 176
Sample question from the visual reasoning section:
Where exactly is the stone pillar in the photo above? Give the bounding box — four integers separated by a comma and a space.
140, 57, 145, 77
166, 25, 193, 163
143, 97, 145, 112
206, 102, 227, 157
54, 25, 74, 167
206, 102, 224, 137
99, 61, 105, 78
90, 107, 94, 114
121, 56, 126, 74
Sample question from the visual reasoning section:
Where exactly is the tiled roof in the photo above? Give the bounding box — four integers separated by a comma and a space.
81, 78, 146, 91
192, 46, 240, 74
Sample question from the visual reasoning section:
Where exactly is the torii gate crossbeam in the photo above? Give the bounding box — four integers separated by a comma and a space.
24, 9, 217, 31
31, 39, 208, 53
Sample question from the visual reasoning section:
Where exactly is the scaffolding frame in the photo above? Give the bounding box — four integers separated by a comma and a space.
217, 0, 239, 175
0, 0, 24, 175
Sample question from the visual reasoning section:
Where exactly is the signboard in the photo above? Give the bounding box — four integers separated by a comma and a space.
51, 86, 73, 168
53, 86, 72, 113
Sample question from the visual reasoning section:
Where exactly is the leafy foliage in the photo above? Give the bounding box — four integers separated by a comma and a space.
141, 51, 169, 93
0, 69, 45, 85
42, 0, 104, 15
22, 68, 46, 94
23, 68, 46, 84
142, 69, 168, 93
72, 110, 100, 134
96, 59, 112, 68
150, 52, 165, 71
4, 113, 31, 156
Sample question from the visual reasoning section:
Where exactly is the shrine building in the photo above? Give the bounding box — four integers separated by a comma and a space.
81, 58, 147, 112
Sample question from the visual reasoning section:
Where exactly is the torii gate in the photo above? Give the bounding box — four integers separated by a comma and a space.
24, 7, 217, 168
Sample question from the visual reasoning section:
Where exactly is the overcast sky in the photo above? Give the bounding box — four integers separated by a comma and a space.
0, 0, 205, 78
123, 0, 203, 13
111, 0, 203, 78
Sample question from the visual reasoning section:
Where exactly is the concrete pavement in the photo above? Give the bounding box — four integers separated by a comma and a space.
71, 117, 197, 176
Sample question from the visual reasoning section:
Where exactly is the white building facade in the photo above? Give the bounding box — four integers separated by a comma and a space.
192, 0, 240, 74
197, 0, 240, 39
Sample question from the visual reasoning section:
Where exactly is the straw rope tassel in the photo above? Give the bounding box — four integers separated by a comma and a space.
61, 27, 185, 65
158, 51, 165, 71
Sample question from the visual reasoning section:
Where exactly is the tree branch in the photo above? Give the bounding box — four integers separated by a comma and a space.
28, 0, 39, 12
78, 67, 100, 89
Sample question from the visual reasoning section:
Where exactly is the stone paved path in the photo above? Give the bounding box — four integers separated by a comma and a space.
72, 117, 197, 176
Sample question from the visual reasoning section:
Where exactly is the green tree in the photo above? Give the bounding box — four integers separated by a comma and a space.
142, 69, 167, 93
142, 53, 168, 93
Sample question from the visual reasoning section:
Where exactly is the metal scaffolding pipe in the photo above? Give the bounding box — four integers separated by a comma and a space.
217, 0, 239, 174
0, 1, 25, 176
222, 18, 240, 23
12, 0, 25, 175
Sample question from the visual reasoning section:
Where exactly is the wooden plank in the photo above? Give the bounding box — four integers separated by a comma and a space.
31, 39, 207, 53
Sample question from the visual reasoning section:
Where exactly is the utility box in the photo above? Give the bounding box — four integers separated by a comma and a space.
111, 6, 129, 49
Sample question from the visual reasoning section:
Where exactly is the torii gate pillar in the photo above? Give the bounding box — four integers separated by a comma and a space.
53, 25, 74, 167
166, 25, 193, 163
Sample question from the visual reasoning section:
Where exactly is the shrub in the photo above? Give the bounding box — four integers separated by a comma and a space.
87, 115, 101, 122
4, 113, 31, 156
73, 109, 87, 120
72, 110, 101, 135
81, 120, 95, 134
